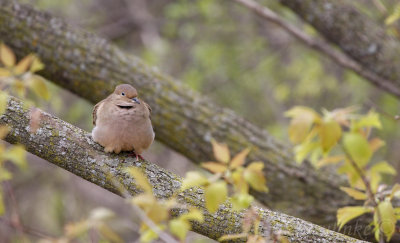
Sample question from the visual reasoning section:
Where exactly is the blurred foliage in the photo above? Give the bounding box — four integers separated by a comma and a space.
2, 0, 400, 242
286, 106, 398, 242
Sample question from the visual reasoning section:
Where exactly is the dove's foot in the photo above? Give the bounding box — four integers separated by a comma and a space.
128, 151, 145, 161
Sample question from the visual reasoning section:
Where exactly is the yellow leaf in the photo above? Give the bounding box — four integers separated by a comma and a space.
0, 125, 10, 139
370, 161, 396, 175
28, 75, 50, 100
65, 220, 89, 238
147, 202, 169, 224
0, 189, 4, 216
390, 184, 400, 200
201, 162, 228, 173
230, 148, 250, 169
285, 106, 320, 144
12, 79, 26, 98
385, 3, 400, 25
0, 67, 11, 77
30, 56, 44, 73
246, 161, 264, 172
131, 194, 155, 209
0, 92, 8, 115
337, 206, 372, 229
124, 167, 153, 194
211, 140, 230, 163
343, 133, 372, 167
180, 208, 204, 223
0, 167, 12, 181
169, 218, 190, 240
219, 233, 248, 241
181, 171, 208, 191
232, 169, 249, 194
0, 43, 16, 67
316, 155, 344, 168
318, 120, 341, 152
340, 187, 367, 200
14, 54, 34, 75
98, 224, 123, 243
369, 138, 385, 152
375, 201, 396, 241
205, 181, 227, 213
3, 145, 27, 170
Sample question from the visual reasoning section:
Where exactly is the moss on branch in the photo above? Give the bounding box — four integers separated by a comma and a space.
0, 96, 366, 243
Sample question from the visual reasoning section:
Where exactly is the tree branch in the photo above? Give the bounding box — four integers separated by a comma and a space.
278, 0, 400, 98
0, 95, 366, 243
0, 0, 357, 226
233, 0, 400, 97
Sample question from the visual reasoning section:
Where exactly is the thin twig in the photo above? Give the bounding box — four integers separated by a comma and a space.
342, 148, 385, 243
232, 0, 400, 98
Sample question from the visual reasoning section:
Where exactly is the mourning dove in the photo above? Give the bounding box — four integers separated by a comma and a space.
92, 84, 154, 159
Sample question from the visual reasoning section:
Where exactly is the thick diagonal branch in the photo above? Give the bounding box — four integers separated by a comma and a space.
0, 96, 365, 243
0, 0, 352, 226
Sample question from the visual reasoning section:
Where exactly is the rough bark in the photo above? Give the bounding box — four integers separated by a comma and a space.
279, 0, 400, 98
0, 95, 366, 243
0, 0, 357, 226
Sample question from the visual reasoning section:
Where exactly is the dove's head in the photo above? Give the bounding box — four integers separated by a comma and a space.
114, 84, 140, 104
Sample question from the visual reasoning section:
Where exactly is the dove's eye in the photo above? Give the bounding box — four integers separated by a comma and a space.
121, 92, 125, 96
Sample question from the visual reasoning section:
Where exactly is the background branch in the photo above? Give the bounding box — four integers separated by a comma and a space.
0, 0, 356, 226
233, 0, 400, 97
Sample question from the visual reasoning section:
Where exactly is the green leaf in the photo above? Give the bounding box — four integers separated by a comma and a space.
180, 208, 204, 223
211, 140, 230, 163
375, 201, 396, 241
231, 193, 254, 211
124, 167, 153, 194
140, 228, 159, 243
28, 75, 50, 100
0, 92, 8, 115
244, 162, 268, 192
370, 161, 396, 175
337, 206, 373, 229
353, 110, 381, 129
204, 181, 227, 213
294, 141, 319, 163
3, 145, 27, 170
340, 187, 367, 200
343, 133, 372, 167
0, 43, 16, 67
181, 171, 208, 191
319, 120, 341, 152
169, 218, 190, 240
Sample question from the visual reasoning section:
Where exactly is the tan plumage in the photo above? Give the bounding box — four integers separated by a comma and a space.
92, 84, 154, 156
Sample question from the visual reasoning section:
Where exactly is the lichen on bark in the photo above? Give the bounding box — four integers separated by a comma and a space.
0, 95, 366, 243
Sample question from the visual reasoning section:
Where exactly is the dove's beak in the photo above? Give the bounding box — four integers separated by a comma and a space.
132, 97, 141, 104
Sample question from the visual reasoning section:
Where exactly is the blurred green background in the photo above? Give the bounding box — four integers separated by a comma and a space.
1, 0, 400, 242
